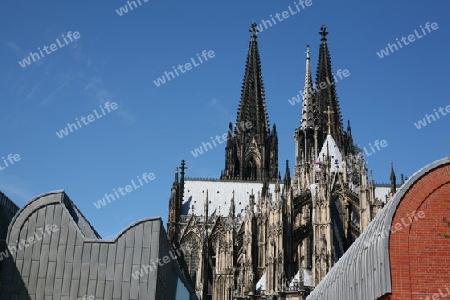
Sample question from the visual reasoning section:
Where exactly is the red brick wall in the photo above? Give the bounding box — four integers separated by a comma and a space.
388, 163, 450, 300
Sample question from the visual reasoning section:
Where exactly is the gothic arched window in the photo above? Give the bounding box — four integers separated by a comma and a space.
246, 157, 257, 180
182, 233, 200, 284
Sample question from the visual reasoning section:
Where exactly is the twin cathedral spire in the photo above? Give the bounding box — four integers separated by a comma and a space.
167, 24, 396, 298
221, 23, 353, 182
221, 22, 278, 181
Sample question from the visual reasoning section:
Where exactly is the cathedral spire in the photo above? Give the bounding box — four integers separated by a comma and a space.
249, 190, 255, 214
221, 23, 278, 181
204, 190, 209, 223
315, 25, 344, 149
275, 177, 280, 193
180, 160, 187, 205
301, 45, 314, 130
168, 167, 180, 243
229, 190, 235, 218
390, 162, 397, 194
235, 22, 270, 137
284, 160, 291, 187
174, 167, 179, 185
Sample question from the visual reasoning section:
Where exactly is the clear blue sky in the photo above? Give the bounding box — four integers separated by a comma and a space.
1, 0, 448, 238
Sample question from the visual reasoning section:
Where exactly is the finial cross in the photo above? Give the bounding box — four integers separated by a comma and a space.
320, 25, 328, 40
250, 22, 259, 37
324, 105, 334, 135
180, 160, 188, 173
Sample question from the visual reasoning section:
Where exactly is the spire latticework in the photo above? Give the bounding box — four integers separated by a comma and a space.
236, 22, 270, 136
222, 22, 278, 181
390, 162, 397, 194
315, 25, 344, 149
301, 45, 315, 130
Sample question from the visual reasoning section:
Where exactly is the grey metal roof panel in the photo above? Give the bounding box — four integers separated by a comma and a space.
307, 157, 450, 300
1, 190, 198, 299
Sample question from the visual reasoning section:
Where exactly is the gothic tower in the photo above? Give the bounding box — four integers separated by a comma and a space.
221, 23, 278, 181
290, 25, 384, 286
314, 25, 346, 152
294, 44, 316, 192
167, 24, 393, 299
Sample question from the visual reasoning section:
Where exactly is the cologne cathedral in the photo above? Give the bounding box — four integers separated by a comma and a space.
167, 24, 397, 300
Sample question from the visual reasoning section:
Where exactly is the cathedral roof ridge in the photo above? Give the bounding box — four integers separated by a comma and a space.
185, 176, 220, 181
185, 177, 280, 183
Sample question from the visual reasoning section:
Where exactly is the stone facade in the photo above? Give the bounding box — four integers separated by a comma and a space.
167, 24, 396, 300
